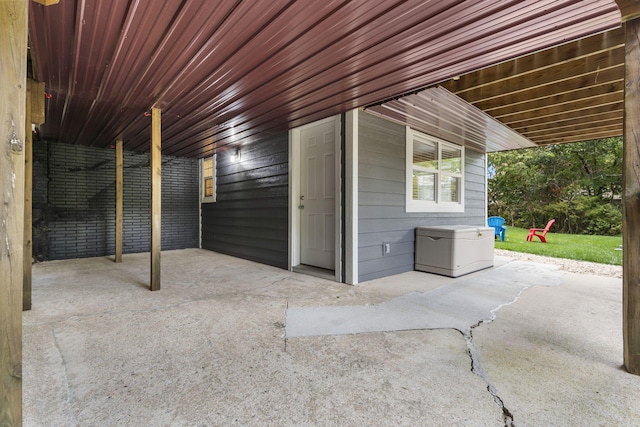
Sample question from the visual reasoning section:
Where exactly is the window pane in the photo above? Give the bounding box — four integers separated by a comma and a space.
413, 139, 437, 170
204, 177, 214, 197
441, 176, 459, 202
203, 158, 213, 177
441, 145, 461, 173
413, 170, 435, 201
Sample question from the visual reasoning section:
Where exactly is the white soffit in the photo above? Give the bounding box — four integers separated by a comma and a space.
366, 86, 536, 153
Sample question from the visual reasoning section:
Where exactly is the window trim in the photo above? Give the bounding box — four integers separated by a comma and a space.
405, 127, 464, 213
200, 155, 216, 203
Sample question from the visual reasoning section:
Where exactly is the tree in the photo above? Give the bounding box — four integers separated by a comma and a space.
488, 137, 622, 235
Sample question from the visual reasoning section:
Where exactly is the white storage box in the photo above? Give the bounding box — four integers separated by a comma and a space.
415, 225, 494, 277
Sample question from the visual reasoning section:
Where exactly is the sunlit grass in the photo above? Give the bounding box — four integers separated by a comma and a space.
494, 226, 622, 265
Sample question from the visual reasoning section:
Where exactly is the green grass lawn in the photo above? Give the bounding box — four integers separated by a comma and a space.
494, 226, 623, 265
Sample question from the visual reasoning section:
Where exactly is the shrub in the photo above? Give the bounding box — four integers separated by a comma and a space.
571, 196, 622, 235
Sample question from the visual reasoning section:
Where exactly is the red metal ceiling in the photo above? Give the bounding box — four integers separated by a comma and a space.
28, 0, 621, 157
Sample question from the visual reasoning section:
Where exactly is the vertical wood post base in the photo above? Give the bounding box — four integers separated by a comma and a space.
622, 16, 640, 376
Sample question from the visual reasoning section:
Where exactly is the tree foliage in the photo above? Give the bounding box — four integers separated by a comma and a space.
488, 137, 622, 235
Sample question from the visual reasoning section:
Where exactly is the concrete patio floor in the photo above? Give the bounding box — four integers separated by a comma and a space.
23, 249, 639, 426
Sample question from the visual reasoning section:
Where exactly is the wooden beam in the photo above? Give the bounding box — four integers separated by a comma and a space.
23, 80, 33, 311
442, 28, 624, 94
503, 106, 624, 134
23, 80, 44, 311
498, 95, 623, 125
1, 1, 27, 425
532, 129, 623, 146
522, 123, 622, 140
30, 81, 45, 126
616, 0, 640, 22
519, 118, 622, 135
32, 0, 60, 5
514, 127, 623, 147
513, 111, 623, 134
433, 27, 625, 149
482, 80, 624, 117
452, 50, 623, 105
150, 108, 161, 291
622, 16, 640, 375
115, 139, 123, 263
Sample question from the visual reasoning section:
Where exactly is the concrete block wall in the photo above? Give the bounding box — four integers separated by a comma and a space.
32, 141, 199, 261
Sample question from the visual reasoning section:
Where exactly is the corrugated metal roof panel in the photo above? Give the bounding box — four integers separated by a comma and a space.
367, 87, 536, 152
28, 0, 621, 157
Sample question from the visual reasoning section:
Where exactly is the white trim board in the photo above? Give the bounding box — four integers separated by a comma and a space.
345, 109, 358, 284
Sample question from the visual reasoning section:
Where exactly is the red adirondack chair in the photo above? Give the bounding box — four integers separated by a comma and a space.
526, 219, 555, 243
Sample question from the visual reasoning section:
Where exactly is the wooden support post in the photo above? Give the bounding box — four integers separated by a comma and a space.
1, 1, 28, 425
150, 108, 161, 291
622, 15, 640, 375
115, 139, 123, 263
24, 80, 44, 311
23, 81, 33, 311
30, 81, 45, 126
617, 0, 640, 375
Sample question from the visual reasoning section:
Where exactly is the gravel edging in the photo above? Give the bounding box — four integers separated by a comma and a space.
495, 249, 622, 279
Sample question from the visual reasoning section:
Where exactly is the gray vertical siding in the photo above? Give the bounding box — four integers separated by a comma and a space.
201, 133, 289, 269
33, 141, 199, 260
358, 111, 486, 282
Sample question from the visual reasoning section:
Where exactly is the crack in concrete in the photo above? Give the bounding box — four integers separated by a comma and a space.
463, 328, 514, 427
51, 323, 79, 426
285, 260, 566, 425
460, 289, 532, 427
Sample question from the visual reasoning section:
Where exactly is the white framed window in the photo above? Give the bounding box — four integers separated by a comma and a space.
200, 155, 216, 203
406, 128, 464, 212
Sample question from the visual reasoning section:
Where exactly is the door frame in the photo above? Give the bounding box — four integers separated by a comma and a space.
289, 115, 342, 282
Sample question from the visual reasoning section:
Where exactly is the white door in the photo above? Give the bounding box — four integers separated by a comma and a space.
300, 119, 336, 270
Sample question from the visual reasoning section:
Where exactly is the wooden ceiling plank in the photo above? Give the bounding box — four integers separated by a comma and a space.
487, 92, 623, 135
505, 105, 624, 132
524, 129, 622, 144
442, 27, 624, 94
531, 125, 622, 139
474, 65, 623, 111
496, 92, 623, 123
521, 122, 623, 139
500, 104, 623, 132
523, 120, 622, 139
615, 0, 640, 22
456, 49, 624, 104
512, 111, 622, 133
481, 80, 623, 116
533, 129, 622, 145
